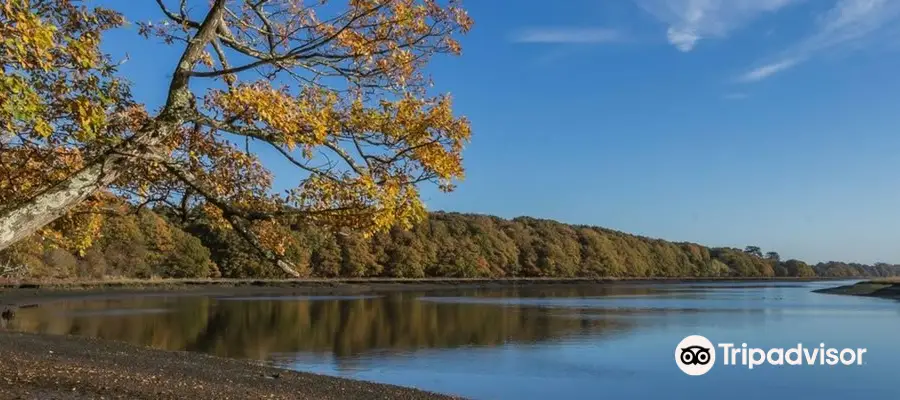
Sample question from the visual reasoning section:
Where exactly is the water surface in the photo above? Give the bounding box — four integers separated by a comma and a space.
6, 281, 898, 399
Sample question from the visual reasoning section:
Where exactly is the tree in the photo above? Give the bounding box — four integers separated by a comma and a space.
765, 251, 780, 262
158, 230, 218, 278
338, 233, 378, 277
577, 228, 617, 277
0, 0, 473, 277
744, 246, 762, 258
310, 233, 341, 277
99, 212, 152, 278
774, 264, 789, 277
783, 259, 815, 277
381, 228, 426, 277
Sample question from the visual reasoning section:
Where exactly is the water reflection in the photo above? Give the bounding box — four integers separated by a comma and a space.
8, 288, 636, 362
7, 282, 900, 400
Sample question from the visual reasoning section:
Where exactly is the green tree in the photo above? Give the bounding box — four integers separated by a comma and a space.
338, 233, 378, 278
381, 229, 426, 278
158, 230, 217, 278
744, 246, 763, 258
309, 233, 341, 278
783, 259, 815, 277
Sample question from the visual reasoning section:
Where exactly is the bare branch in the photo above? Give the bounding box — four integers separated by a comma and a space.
155, 0, 200, 28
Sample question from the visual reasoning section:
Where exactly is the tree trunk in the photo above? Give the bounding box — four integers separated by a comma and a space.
0, 0, 299, 278
0, 0, 226, 253
227, 215, 302, 278
0, 119, 180, 252
0, 156, 123, 251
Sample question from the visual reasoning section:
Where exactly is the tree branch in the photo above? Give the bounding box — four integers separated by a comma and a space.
151, 156, 302, 277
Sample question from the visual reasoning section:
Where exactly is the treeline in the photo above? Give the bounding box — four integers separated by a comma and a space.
1, 209, 218, 280
2, 207, 899, 280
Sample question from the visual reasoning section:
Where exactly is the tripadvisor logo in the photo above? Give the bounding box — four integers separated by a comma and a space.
675, 335, 716, 376
675, 335, 867, 376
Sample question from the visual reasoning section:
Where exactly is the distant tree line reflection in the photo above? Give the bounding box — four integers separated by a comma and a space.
10, 289, 638, 361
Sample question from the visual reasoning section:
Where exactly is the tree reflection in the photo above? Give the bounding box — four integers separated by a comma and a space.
10, 289, 635, 362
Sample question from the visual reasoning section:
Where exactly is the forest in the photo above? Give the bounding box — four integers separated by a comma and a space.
2, 204, 897, 281
5, 2, 896, 284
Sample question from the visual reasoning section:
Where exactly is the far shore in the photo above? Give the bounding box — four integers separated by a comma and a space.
0, 276, 854, 307
812, 279, 900, 299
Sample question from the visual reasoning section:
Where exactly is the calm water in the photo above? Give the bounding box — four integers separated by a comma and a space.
5, 281, 899, 399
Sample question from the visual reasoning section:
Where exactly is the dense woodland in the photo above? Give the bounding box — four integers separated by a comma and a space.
4, 3, 894, 284
2, 205, 897, 280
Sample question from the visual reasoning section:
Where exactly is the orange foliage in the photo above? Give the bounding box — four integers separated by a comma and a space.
1, 0, 472, 273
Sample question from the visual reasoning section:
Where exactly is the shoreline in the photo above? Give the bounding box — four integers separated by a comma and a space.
0, 276, 849, 308
0, 276, 848, 289
0, 330, 460, 400
812, 280, 900, 299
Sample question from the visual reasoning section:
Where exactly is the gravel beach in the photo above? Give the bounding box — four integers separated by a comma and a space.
0, 330, 460, 400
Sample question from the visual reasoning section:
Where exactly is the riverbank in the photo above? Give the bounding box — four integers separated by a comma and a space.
0, 277, 845, 307
813, 279, 900, 299
0, 330, 459, 400
0, 278, 866, 399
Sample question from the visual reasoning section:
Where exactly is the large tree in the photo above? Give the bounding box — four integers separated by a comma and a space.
0, 0, 472, 276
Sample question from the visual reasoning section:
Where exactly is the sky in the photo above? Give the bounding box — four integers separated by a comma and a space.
95, 0, 900, 264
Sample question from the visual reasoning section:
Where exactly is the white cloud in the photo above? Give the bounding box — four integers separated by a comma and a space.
511, 28, 626, 44
739, 0, 900, 82
666, 27, 700, 51
634, 0, 799, 51
738, 58, 800, 82
802, 0, 900, 53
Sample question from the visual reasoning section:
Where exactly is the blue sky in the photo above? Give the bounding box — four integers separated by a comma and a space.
100, 0, 900, 264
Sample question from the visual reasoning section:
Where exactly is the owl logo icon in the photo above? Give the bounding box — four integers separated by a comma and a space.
675, 335, 716, 376
680, 345, 712, 365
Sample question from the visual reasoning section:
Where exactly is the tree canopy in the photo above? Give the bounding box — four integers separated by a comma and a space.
0, 0, 473, 276
3, 205, 898, 281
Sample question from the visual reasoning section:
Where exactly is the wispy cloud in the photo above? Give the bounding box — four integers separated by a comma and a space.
739, 0, 900, 82
510, 28, 626, 44
633, 0, 799, 51
738, 58, 800, 82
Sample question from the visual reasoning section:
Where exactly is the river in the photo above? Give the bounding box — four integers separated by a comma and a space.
6, 280, 898, 399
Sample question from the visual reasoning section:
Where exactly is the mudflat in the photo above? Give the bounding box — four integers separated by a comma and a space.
0, 330, 460, 400
813, 280, 900, 299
